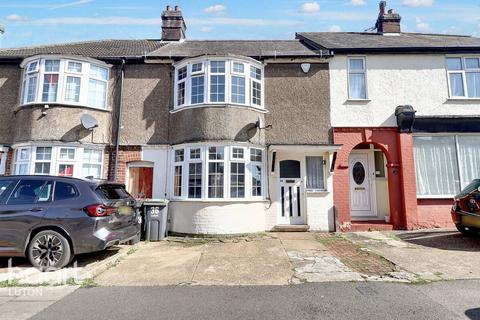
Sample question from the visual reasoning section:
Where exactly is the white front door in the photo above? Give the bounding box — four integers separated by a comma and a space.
349, 153, 376, 217
278, 178, 305, 225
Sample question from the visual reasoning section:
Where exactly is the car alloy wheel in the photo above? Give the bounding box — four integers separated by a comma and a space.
28, 230, 71, 272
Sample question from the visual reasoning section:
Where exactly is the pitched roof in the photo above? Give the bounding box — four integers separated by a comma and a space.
0, 39, 167, 59
297, 32, 480, 53
147, 40, 326, 59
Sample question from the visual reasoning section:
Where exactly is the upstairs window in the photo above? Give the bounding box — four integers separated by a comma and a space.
21, 57, 110, 109
348, 57, 367, 100
173, 58, 264, 110
447, 57, 480, 98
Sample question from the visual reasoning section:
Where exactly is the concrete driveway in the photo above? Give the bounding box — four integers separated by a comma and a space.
344, 229, 480, 281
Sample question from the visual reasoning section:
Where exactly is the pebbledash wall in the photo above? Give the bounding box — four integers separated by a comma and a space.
329, 54, 480, 229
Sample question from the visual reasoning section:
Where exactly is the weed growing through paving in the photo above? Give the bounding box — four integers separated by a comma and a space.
315, 233, 397, 276
127, 247, 138, 255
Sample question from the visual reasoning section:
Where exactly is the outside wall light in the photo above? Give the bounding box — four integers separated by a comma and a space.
301, 63, 311, 74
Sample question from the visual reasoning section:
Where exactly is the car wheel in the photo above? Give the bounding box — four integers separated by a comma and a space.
27, 230, 72, 272
456, 224, 478, 237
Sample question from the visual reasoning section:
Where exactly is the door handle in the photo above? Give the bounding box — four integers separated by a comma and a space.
30, 208, 44, 212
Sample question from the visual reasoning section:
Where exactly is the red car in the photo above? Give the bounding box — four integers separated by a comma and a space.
452, 179, 480, 236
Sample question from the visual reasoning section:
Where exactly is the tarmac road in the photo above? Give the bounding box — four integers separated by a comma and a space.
32, 280, 480, 320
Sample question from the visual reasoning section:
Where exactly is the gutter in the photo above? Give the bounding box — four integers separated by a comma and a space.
113, 59, 125, 181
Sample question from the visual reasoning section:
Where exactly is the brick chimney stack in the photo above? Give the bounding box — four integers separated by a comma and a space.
375, 1, 401, 34
161, 5, 186, 41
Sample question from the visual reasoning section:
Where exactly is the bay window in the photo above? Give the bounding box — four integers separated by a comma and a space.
173, 57, 264, 110
414, 135, 480, 197
172, 145, 265, 200
20, 56, 110, 109
13, 145, 104, 179
447, 57, 480, 98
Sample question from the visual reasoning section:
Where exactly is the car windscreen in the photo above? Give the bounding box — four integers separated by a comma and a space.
0, 179, 15, 196
458, 179, 480, 197
96, 184, 132, 200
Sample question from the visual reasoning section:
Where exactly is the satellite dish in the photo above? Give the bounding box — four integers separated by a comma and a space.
81, 114, 98, 131
257, 116, 265, 130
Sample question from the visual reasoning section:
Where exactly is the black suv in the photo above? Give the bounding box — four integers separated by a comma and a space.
0, 176, 140, 271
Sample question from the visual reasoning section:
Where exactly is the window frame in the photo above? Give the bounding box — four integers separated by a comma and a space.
305, 156, 327, 192
20, 56, 110, 110
173, 57, 264, 110
347, 56, 368, 100
413, 133, 480, 198
446, 56, 480, 99
12, 145, 103, 179
170, 144, 266, 201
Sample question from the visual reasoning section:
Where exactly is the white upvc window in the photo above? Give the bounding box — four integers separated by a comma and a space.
173, 57, 264, 110
173, 149, 184, 198
20, 56, 110, 110
446, 56, 480, 98
347, 56, 367, 100
12, 145, 104, 179
305, 156, 326, 191
14, 147, 31, 175
34, 146, 52, 175
171, 144, 265, 201
414, 135, 480, 197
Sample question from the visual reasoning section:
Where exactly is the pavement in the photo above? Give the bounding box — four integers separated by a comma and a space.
344, 229, 480, 281
31, 281, 480, 320
0, 286, 77, 320
0, 245, 135, 285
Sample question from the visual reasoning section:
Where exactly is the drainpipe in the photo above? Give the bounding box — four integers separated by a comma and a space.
113, 59, 125, 181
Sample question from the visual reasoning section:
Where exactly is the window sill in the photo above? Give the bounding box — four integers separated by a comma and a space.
16, 102, 110, 113
169, 198, 269, 203
306, 190, 329, 194
344, 99, 371, 105
170, 104, 268, 114
417, 195, 455, 200
446, 98, 480, 102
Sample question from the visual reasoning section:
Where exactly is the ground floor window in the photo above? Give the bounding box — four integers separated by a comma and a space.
414, 135, 480, 196
12, 145, 104, 179
306, 156, 326, 191
171, 144, 265, 200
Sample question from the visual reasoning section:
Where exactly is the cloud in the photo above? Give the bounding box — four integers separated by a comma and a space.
329, 25, 342, 32
5, 14, 29, 22
50, 0, 94, 10
200, 26, 213, 33
12, 16, 301, 28
415, 18, 431, 32
402, 0, 434, 8
349, 0, 366, 6
203, 4, 226, 16
299, 2, 320, 14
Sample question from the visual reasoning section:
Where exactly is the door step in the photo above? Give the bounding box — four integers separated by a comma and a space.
350, 221, 393, 232
273, 225, 310, 232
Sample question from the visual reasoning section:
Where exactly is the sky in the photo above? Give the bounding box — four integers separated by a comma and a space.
0, 0, 479, 48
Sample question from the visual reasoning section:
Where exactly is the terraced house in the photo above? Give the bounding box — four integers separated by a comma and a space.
0, 6, 338, 234
0, 2, 479, 234
298, 1, 480, 231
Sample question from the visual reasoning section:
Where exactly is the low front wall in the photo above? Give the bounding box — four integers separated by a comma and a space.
416, 199, 455, 228
168, 201, 267, 235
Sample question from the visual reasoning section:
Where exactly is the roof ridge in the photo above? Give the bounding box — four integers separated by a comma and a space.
0, 38, 163, 52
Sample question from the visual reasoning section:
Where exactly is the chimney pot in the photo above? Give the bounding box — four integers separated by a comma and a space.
162, 4, 186, 41
376, 1, 401, 34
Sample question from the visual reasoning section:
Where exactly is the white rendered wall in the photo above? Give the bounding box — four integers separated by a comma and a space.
330, 54, 480, 127
168, 201, 267, 235
266, 150, 335, 232
142, 146, 169, 199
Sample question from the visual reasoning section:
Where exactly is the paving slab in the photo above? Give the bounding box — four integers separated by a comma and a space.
273, 232, 318, 241
96, 242, 203, 286
193, 256, 293, 285
204, 239, 286, 258
0, 286, 77, 320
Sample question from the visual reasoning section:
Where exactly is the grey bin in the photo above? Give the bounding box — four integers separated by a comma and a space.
142, 199, 169, 241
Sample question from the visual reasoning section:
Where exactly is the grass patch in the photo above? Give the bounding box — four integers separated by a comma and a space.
80, 278, 98, 288
386, 233, 402, 241
0, 279, 51, 287
315, 233, 346, 245
127, 247, 138, 255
